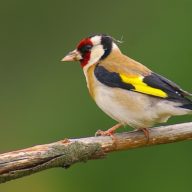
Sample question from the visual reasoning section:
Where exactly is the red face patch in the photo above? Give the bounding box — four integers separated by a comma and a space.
77, 38, 93, 68
77, 38, 93, 50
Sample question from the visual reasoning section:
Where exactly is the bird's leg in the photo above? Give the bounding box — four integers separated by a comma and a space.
138, 128, 150, 143
95, 123, 122, 136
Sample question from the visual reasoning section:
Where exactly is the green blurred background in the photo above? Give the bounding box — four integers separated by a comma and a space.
0, 0, 192, 191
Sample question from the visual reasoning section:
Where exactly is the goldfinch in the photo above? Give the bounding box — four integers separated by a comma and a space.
61, 34, 192, 137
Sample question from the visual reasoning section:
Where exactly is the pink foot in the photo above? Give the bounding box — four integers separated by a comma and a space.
95, 123, 122, 136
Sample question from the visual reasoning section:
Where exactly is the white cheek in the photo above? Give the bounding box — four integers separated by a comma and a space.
83, 45, 104, 72
90, 45, 104, 64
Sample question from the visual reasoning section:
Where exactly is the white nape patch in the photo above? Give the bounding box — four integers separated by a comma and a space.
90, 36, 102, 46
112, 42, 120, 50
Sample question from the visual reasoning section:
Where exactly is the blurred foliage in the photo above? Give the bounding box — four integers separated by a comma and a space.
0, 0, 192, 191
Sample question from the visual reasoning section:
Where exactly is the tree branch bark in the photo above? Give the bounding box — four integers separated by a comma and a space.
1, 122, 192, 184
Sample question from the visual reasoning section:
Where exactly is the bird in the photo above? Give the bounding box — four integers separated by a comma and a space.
61, 34, 192, 139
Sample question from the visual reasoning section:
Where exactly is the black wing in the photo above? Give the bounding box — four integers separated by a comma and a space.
143, 72, 192, 101
94, 65, 192, 105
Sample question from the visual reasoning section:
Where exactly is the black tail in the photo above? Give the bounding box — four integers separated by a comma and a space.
180, 103, 192, 110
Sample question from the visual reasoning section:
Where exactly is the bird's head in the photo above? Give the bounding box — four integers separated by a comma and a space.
61, 34, 121, 69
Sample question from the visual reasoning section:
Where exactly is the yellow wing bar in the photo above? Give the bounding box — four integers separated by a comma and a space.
120, 74, 168, 98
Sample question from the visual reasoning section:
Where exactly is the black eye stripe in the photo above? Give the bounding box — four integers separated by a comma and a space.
78, 44, 92, 53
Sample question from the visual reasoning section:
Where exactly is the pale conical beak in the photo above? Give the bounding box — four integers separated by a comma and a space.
61, 49, 82, 62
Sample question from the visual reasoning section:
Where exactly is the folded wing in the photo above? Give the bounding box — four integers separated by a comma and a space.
94, 65, 192, 104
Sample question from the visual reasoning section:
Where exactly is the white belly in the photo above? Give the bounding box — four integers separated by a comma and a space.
93, 79, 188, 128
94, 82, 156, 128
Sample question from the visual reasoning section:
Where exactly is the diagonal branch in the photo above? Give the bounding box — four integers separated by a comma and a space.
1, 122, 192, 184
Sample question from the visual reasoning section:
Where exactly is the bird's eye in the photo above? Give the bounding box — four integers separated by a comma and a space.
79, 44, 92, 53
